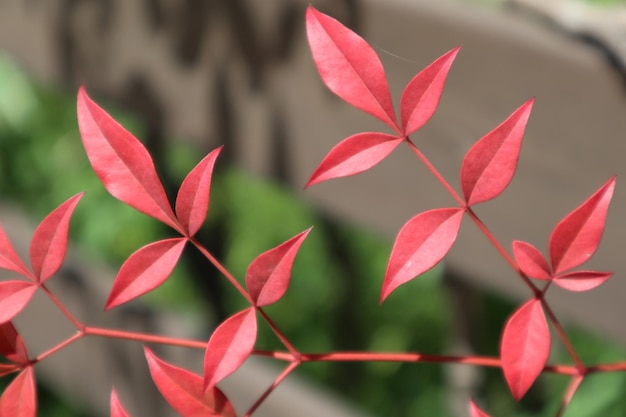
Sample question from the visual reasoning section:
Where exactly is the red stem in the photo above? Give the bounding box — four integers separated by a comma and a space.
40, 284, 84, 330
588, 362, 626, 373
243, 361, 301, 417
554, 375, 584, 417
190, 237, 253, 304
465, 208, 538, 292
253, 350, 294, 361
34, 331, 84, 363
256, 308, 299, 356
541, 300, 585, 372
84, 326, 207, 349
405, 139, 465, 206
253, 350, 579, 375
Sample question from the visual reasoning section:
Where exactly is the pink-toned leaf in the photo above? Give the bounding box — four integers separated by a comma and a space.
500, 298, 550, 401
176, 147, 222, 237
306, 132, 403, 187
105, 238, 187, 310
110, 389, 132, 417
0, 367, 36, 417
0, 281, 37, 324
204, 307, 257, 391
246, 228, 311, 307
512, 240, 551, 280
549, 177, 615, 275
77, 87, 180, 231
382, 208, 464, 302
469, 400, 491, 417
400, 47, 459, 136
0, 364, 19, 378
553, 270, 612, 292
0, 227, 31, 279
145, 347, 237, 417
461, 99, 534, 206
0, 322, 28, 364
30, 193, 83, 283
306, 6, 398, 131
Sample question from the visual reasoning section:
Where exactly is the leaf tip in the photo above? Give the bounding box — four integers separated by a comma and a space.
523, 96, 535, 110
449, 45, 461, 58
77, 85, 92, 110
379, 290, 390, 305
469, 399, 491, 417
304, 177, 317, 189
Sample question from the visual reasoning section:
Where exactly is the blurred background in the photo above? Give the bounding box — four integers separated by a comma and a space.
2, 0, 626, 416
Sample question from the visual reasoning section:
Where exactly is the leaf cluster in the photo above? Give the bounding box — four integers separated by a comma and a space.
0, 6, 621, 417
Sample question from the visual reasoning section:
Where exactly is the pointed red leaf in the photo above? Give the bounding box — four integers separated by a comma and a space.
0, 227, 31, 279
305, 6, 398, 130
176, 147, 222, 237
246, 228, 311, 307
500, 298, 550, 401
549, 177, 615, 275
553, 271, 612, 292
145, 347, 236, 417
0, 322, 28, 365
110, 389, 132, 417
400, 47, 459, 136
0, 281, 37, 324
105, 238, 187, 310
382, 208, 463, 302
306, 132, 403, 187
461, 99, 534, 206
0, 364, 19, 378
469, 400, 491, 417
512, 240, 551, 280
77, 87, 179, 231
30, 193, 83, 283
0, 367, 36, 417
204, 307, 257, 391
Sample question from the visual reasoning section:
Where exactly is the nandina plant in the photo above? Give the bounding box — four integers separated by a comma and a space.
0, 5, 621, 416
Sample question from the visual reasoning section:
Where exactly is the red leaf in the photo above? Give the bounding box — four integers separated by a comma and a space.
29, 193, 83, 283
176, 147, 222, 237
469, 400, 491, 417
105, 238, 187, 310
306, 132, 403, 187
549, 177, 615, 275
0, 227, 31, 279
0, 281, 37, 324
382, 208, 463, 302
553, 270, 612, 292
512, 240, 551, 280
0, 364, 19, 378
145, 347, 236, 417
204, 307, 257, 391
246, 228, 311, 307
0, 367, 36, 417
500, 298, 550, 401
77, 87, 180, 231
305, 6, 398, 131
400, 47, 459, 136
461, 99, 534, 206
0, 322, 28, 364
110, 389, 132, 417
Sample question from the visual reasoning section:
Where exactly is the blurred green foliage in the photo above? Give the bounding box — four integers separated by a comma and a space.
1, 52, 626, 417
